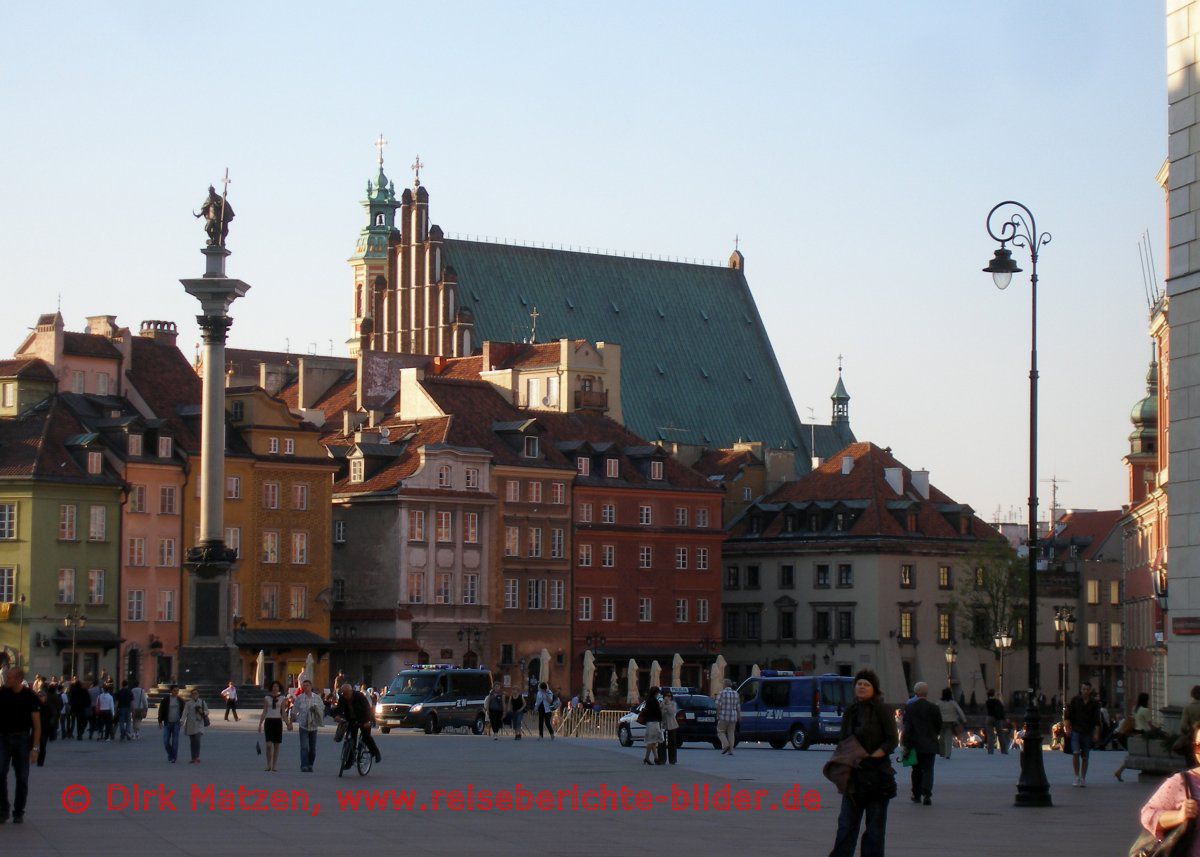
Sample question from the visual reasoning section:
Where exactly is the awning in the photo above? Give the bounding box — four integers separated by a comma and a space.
52, 628, 123, 651
233, 629, 334, 650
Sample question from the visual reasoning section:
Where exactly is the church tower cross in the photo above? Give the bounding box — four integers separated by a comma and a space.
411, 154, 424, 186
530, 306, 540, 343
375, 134, 388, 167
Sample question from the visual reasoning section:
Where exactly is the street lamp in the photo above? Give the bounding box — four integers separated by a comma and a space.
15, 595, 26, 669
984, 199, 1053, 807
63, 608, 87, 678
1054, 608, 1076, 718
994, 629, 1013, 701
584, 632, 606, 650
944, 645, 958, 691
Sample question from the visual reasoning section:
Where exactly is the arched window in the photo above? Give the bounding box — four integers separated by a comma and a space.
375, 213, 385, 226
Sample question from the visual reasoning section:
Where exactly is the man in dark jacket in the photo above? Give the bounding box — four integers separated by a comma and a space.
984, 689, 1008, 755
333, 683, 380, 763
902, 682, 943, 805
1064, 681, 1102, 787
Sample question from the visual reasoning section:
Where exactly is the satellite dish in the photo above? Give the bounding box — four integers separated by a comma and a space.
541, 396, 552, 407
379, 426, 390, 443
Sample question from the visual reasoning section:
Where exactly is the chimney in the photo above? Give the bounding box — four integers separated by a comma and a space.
86, 315, 119, 338
431, 355, 447, 375
911, 469, 930, 500
139, 320, 179, 348
811, 456, 825, 470
884, 466, 904, 495
841, 455, 854, 475
343, 410, 367, 437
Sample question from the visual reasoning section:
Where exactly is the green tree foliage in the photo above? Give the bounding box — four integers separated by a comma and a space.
952, 541, 1028, 650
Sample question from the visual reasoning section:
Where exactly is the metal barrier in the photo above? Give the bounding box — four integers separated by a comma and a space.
558, 709, 626, 740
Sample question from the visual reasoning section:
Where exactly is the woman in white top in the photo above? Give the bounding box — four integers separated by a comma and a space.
936, 688, 966, 759
257, 681, 291, 772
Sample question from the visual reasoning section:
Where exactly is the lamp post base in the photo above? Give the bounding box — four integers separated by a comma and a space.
1015, 705, 1053, 807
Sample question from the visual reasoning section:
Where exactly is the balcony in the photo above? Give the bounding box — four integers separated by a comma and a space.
574, 389, 608, 411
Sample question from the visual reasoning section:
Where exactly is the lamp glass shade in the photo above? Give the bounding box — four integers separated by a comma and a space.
992, 271, 1012, 290
983, 247, 1021, 291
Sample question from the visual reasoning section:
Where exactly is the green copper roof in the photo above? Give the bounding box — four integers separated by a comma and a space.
832, 374, 849, 401
442, 239, 853, 461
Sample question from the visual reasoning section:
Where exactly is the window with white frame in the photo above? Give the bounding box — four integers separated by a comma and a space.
438, 465, 452, 488
57, 568, 75, 603
436, 511, 453, 543
579, 503, 593, 523
129, 485, 146, 513
579, 596, 592, 622
159, 485, 177, 515
639, 546, 652, 569
127, 589, 145, 621
96, 372, 110, 396
605, 458, 619, 478
408, 510, 425, 542
528, 527, 542, 558
87, 451, 103, 475
88, 506, 106, 541
87, 569, 105, 604
283, 438, 294, 456
261, 584, 280, 619
408, 572, 425, 604
333, 520, 346, 544
506, 480, 520, 502
0, 567, 14, 603
528, 481, 542, 503
463, 574, 478, 605
71, 371, 85, 394
639, 505, 652, 526
158, 436, 173, 458
268, 437, 279, 454
127, 537, 145, 566
157, 589, 175, 621
226, 475, 241, 499
674, 507, 688, 527
675, 547, 688, 570
676, 599, 688, 623
602, 596, 615, 621
696, 507, 710, 528
505, 526, 519, 557
551, 528, 564, 559
59, 504, 76, 540
504, 578, 519, 609
526, 578, 546, 610
639, 597, 652, 622
601, 504, 615, 524
292, 483, 308, 511
0, 383, 13, 409
551, 482, 565, 504
127, 434, 143, 457
157, 538, 176, 567
226, 526, 241, 559
526, 377, 540, 408
550, 579, 564, 610
262, 531, 279, 564
0, 504, 15, 540
263, 482, 279, 510
464, 512, 479, 544
465, 467, 479, 489
291, 532, 308, 564
602, 545, 615, 567
546, 375, 559, 406
523, 436, 539, 458
579, 544, 592, 567
650, 460, 664, 481
350, 459, 365, 483
696, 547, 709, 570
577, 457, 590, 476
435, 573, 452, 604
697, 598, 709, 623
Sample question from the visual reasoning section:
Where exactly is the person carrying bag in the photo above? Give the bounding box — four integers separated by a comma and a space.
1135, 721, 1200, 856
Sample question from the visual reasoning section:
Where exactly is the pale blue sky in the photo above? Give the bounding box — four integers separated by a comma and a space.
0, 2, 1166, 522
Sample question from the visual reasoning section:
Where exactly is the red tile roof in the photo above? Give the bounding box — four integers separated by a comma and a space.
1054, 509, 1124, 561
694, 447, 760, 481
0, 358, 57, 383
433, 355, 484, 380
329, 416, 452, 494
0, 397, 118, 484
63, 332, 121, 360
224, 348, 299, 378
127, 337, 202, 451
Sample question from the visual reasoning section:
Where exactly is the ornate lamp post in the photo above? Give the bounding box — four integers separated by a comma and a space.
983, 199, 1053, 807
15, 594, 26, 669
1054, 608, 1076, 717
584, 632, 607, 650
944, 645, 958, 692
994, 629, 1013, 701
63, 608, 86, 678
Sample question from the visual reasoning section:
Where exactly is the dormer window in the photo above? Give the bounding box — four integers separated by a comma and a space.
128, 434, 143, 457
350, 459, 365, 484
231, 401, 244, 422
650, 460, 664, 481
157, 437, 173, 459
283, 438, 295, 456
835, 512, 846, 532
742, 487, 752, 501
605, 458, 619, 478
523, 436, 539, 458
87, 451, 103, 475
784, 514, 796, 533
577, 457, 590, 476
1, 383, 14, 408
809, 514, 820, 532
747, 515, 761, 535
268, 437, 279, 455
959, 515, 970, 536
438, 465, 452, 488
906, 510, 918, 532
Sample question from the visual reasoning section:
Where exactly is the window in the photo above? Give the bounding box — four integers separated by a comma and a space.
602, 596, 615, 621
87, 451, 103, 475
291, 532, 308, 564
579, 544, 593, 566
464, 512, 479, 544
332, 520, 347, 545
601, 504, 616, 524
505, 526, 519, 557
159, 485, 177, 515
697, 547, 709, 570
463, 574, 478, 605
350, 459, 365, 483
157, 589, 175, 622
745, 612, 761, 641
550, 579, 564, 610
158, 436, 173, 458
639, 597, 652, 622
899, 610, 915, 641
577, 457, 590, 476
261, 584, 280, 619
526, 377, 540, 407
268, 437, 280, 454
1086, 579, 1099, 605
128, 434, 143, 457
0, 383, 13, 408
1015, 617, 1025, 642
725, 611, 741, 640
1111, 622, 1123, 647
527, 579, 546, 610
579, 503, 593, 523
127, 537, 145, 566
602, 545, 615, 567
292, 483, 309, 511
937, 609, 951, 643
88, 505, 106, 541
231, 401, 244, 422
837, 610, 854, 641
674, 507, 688, 527
900, 564, 914, 588
1087, 622, 1099, 648
551, 482, 565, 504
696, 507, 710, 529
430, 464, 451, 489
837, 564, 853, 587
436, 511, 453, 543
638, 505, 652, 525
676, 599, 689, 623
408, 572, 425, 604
283, 438, 294, 456
262, 482, 279, 510
59, 504, 76, 540
465, 467, 479, 489
815, 564, 830, 588
506, 480, 520, 502
975, 567, 985, 589
0, 504, 14, 540
698, 599, 709, 623
579, 596, 593, 622
606, 458, 619, 478
550, 528, 564, 558
528, 481, 542, 503
261, 531, 279, 564
725, 566, 739, 590
87, 569, 105, 604
780, 609, 796, 639
71, 371, 84, 393
57, 569, 75, 603
435, 573, 452, 604
157, 538, 176, 567
523, 436, 539, 458
226, 475, 242, 499
938, 565, 952, 590
528, 527, 542, 558
639, 546, 653, 569
546, 375, 559, 406
1110, 580, 1120, 605
650, 460, 664, 481
746, 565, 760, 589
409, 510, 426, 542
743, 487, 752, 501
504, 578, 519, 609
676, 547, 688, 570
0, 567, 12, 603
780, 564, 795, 589
225, 527, 241, 559
127, 589, 145, 621
94, 371, 110, 396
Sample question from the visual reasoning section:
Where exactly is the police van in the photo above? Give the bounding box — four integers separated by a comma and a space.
735, 672, 855, 749
375, 665, 494, 734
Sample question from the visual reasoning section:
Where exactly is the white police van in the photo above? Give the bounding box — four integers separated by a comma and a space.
375, 665, 493, 734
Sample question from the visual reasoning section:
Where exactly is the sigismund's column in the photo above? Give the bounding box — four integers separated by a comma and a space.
179, 179, 249, 687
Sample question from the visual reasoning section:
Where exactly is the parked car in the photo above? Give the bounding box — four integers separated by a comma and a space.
617, 688, 720, 748
736, 672, 855, 749
375, 665, 493, 734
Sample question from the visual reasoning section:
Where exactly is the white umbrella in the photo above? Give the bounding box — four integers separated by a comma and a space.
751, 663, 761, 678
671, 653, 683, 688
539, 647, 551, 686
304, 652, 315, 688
608, 669, 619, 698
254, 650, 265, 687
627, 658, 640, 704
709, 655, 727, 696
649, 659, 661, 690
582, 650, 595, 703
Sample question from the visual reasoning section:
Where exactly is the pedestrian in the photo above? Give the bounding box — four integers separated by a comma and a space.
0, 667, 40, 824
157, 684, 185, 763
1116, 692, 1161, 782
715, 678, 740, 756
290, 679, 324, 772
130, 680, 148, 740
86, 678, 100, 739
258, 681, 289, 772
34, 688, 50, 767
534, 681, 556, 740
484, 684, 506, 740
658, 688, 680, 765
40, 683, 60, 750
59, 683, 71, 740
829, 669, 898, 857
115, 680, 133, 741
333, 683, 381, 764
1181, 685, 1200, 741
182, 688, 209, 764
902, 682, 943, 805
1064, 680, 1102, 787
1138, 720, 1200, 850
510, 688, 526, 740
221, 680, 240, 721
640, 686, 663, 765
984, 689, 1008, 755
936, 687, 965, 759
96, 683, 115, 741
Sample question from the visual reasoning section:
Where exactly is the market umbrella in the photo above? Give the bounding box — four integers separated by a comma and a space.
303, 652, 315, 688
649, 660, 661, 690
254, 650, 265, 687
709, 655, 727, 696
539, 647, 551, 686
608, 670, 619, 698
751, 663, 761, 678
582, 650, 595, 704
626, 658, 640, 704
671, 653, 683, 688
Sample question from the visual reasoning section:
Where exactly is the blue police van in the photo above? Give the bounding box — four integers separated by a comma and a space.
735, 672, 856, 749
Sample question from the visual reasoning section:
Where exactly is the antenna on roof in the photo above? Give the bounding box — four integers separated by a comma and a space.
285, 337, 290, 354
806, 406, 816, 458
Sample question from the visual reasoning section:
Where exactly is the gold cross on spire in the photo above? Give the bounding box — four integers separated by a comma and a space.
411, 154, 424, 185
375, 134, 388, 167
530, 306, 540, 343
837, 353, 844, 374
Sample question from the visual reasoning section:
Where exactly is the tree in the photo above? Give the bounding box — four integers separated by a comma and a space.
952, 540, 1028, 651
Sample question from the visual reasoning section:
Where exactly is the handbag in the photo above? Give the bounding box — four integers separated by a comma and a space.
636, 709, 647, 725
1130, 773, 1196, 857
900, 746, 917, 766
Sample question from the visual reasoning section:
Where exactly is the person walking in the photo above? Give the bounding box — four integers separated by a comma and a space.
534, 682, 556, 740
829, 669, 898, 857
157, 684, 185, 763
510, 688, 527, 740
715, 679, 740, 756
641, 686, 663, 765
258, 681, 289, 773
115, 680, 133, 742
182, 688, 209, 764
33, 687, 52, 768
69, 678, 89, 740
658, 688, 680, 765
130, 680, 148, 740
96, 683, 115, 741
935, 687, 965, 759
484, 684, 507, 740
902, 682, 943, 805
0, 667, 40, 824
86, 677, 100, 740
59, 683, 71, 740
221, 681, 240, 721
984, 689, 1008, 755
290, 679, 324, 772
1064, 681, 1102, 787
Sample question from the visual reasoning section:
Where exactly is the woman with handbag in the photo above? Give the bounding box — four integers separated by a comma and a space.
936, 687, 966, 760
640, 686, 663, 766
1136, 720, 1200, 855
830, 669, 898, 857
182, 688, 210, 764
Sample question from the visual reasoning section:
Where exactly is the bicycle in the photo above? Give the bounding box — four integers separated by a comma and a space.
337, 721, 373, 777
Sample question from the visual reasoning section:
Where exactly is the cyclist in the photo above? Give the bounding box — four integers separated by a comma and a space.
333, 683, 381, 766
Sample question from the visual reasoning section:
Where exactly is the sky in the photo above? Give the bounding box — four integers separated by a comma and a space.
0, 2, 1167, 524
